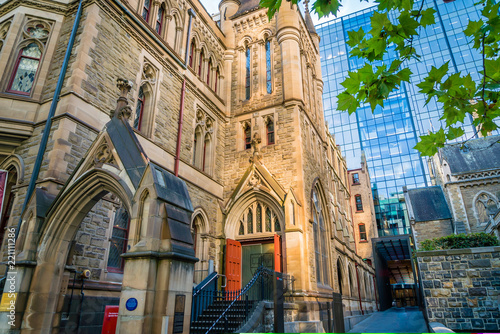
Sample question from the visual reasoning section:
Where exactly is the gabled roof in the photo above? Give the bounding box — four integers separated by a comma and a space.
406, 186, 452, 222
440, 135, 500, 175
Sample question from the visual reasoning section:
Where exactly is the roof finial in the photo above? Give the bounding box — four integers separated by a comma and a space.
304, 0, 309, 13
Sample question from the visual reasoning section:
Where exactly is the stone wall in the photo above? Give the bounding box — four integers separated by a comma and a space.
412, 219, 454, 248
417, 246, 500, 332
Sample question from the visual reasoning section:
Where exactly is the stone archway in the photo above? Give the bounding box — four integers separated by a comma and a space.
19, 168, 134, 332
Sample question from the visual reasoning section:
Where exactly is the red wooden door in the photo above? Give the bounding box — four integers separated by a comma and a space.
274, 234, 282, 272
225, 239, 241, 293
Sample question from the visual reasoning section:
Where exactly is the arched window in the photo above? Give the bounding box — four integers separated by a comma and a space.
355, 194, 363, 211
245, 46, 251, 100
156, 5, 164, 34
198, 49, 204, 76
142, 0, 151, 22
475, 192, 498, 223
337, 259, 343, 295
266, 119, 275, 145
192, 213, 209, 284
189, 39, 196, 68
215, 67, 220, 93
206, 58, 212, 85
359, 223, 367, 241
193, 126, 203, 168
8, 43, 42, 95
244, 123, 251, 150
265, 39, 272, 94
348, 266, 355, 297
107, 207, 130, 272
0, 168, 17, 242
236, 201, 281, 236
202, 133, 211, 172
312, 186, 330, 285
134, 85, 146, 130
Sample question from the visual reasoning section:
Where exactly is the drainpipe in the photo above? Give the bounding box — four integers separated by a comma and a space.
355, 263, 364, 315
14, 0, 84, 242
174, 8, 195, 176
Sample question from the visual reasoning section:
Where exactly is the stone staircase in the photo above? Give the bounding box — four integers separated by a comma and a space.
190, 299, 257, 334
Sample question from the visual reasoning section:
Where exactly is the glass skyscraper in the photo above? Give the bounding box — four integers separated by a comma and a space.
316, 0, 484, 235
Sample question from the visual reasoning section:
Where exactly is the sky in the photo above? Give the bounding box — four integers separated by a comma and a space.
199, 0, 375, 24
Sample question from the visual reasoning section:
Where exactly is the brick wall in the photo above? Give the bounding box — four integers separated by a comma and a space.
417, 247, 500, 331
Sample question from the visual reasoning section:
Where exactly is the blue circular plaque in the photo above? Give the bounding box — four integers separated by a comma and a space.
126, 298, 138, 311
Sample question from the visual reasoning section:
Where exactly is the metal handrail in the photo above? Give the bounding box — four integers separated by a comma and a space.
204, 266, 273, 334
193, 273, 224, 297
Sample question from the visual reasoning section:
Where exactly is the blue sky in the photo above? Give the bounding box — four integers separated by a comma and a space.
200, 0, 375, 24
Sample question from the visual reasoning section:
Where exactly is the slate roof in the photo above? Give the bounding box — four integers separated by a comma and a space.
106, 116, 147, 189
407, 186, 452, 222
440, 135, 500, 175
231, 0, 260, 19
35, 188, 56, 218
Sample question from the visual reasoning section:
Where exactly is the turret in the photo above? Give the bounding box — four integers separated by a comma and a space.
276, 1, 303, 102
219, 0, 239, 48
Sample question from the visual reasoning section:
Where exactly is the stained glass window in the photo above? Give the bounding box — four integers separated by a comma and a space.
239, 221, 244, 235
274, 217, 280, 232
8, 43, 41, 95
245, 46, 250, 100
256, 204, 262, 232
134, 86, 145, 130
107, 207, 130, 271
27, 24, 49, 38
247, 209, 253, 234
156, 6, 164, 34
265, 208, 271, 232
265, 40, 272, 94
142, 0, 151, 21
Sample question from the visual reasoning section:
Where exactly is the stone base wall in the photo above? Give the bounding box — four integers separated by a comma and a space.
417, 246, 500, 332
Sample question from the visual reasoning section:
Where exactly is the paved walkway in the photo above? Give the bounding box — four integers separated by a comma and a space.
348, 307, 429, 333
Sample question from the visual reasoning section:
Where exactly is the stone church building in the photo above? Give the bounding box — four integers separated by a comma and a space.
0, 0, 376, 332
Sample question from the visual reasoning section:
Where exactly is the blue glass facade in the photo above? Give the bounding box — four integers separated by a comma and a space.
316, 0, 485, 235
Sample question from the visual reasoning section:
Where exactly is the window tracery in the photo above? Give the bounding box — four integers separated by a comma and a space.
7, 19, 52, 96
193, 109, 215, 174
475, 192, 499, 224
0, 20, 12, 53
237, 201, 282, 236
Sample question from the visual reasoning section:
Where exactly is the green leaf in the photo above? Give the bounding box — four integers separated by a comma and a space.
419, 8, 436, 27
337, 92, 359, 114
347, 28, 365, 48
464, 20, 484, 36
446, 127, 465, 140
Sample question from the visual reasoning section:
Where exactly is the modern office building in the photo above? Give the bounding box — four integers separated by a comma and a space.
316, 0, 484, 236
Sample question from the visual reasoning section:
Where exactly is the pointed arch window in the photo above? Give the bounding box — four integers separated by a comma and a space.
256, 204, 262, 232
142, 0, 151, 22
207, 58, 212, 85
198, 49, 204, 76
189, 39, 196, 68
215, 67, 220, 93
266, 119, 275, 145
312, 187, 330, 286
107, 207, 130, 272
134, 85, 146, 130
244, 123, 251, 150
265, 39, 272, 94
245, 46, 251, 100
8, 43, 42, 95
247, 208, 253, 234
236, 201, 281, 237
156, 5, 164, 34
202, 133, 211, 172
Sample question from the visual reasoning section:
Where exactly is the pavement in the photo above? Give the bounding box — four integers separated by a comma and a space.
347, 307, 429, 333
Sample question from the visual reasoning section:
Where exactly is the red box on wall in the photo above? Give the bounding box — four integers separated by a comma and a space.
101, 305, 119, 334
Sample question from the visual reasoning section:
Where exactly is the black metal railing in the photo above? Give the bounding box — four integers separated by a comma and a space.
191, 271, 220, 322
